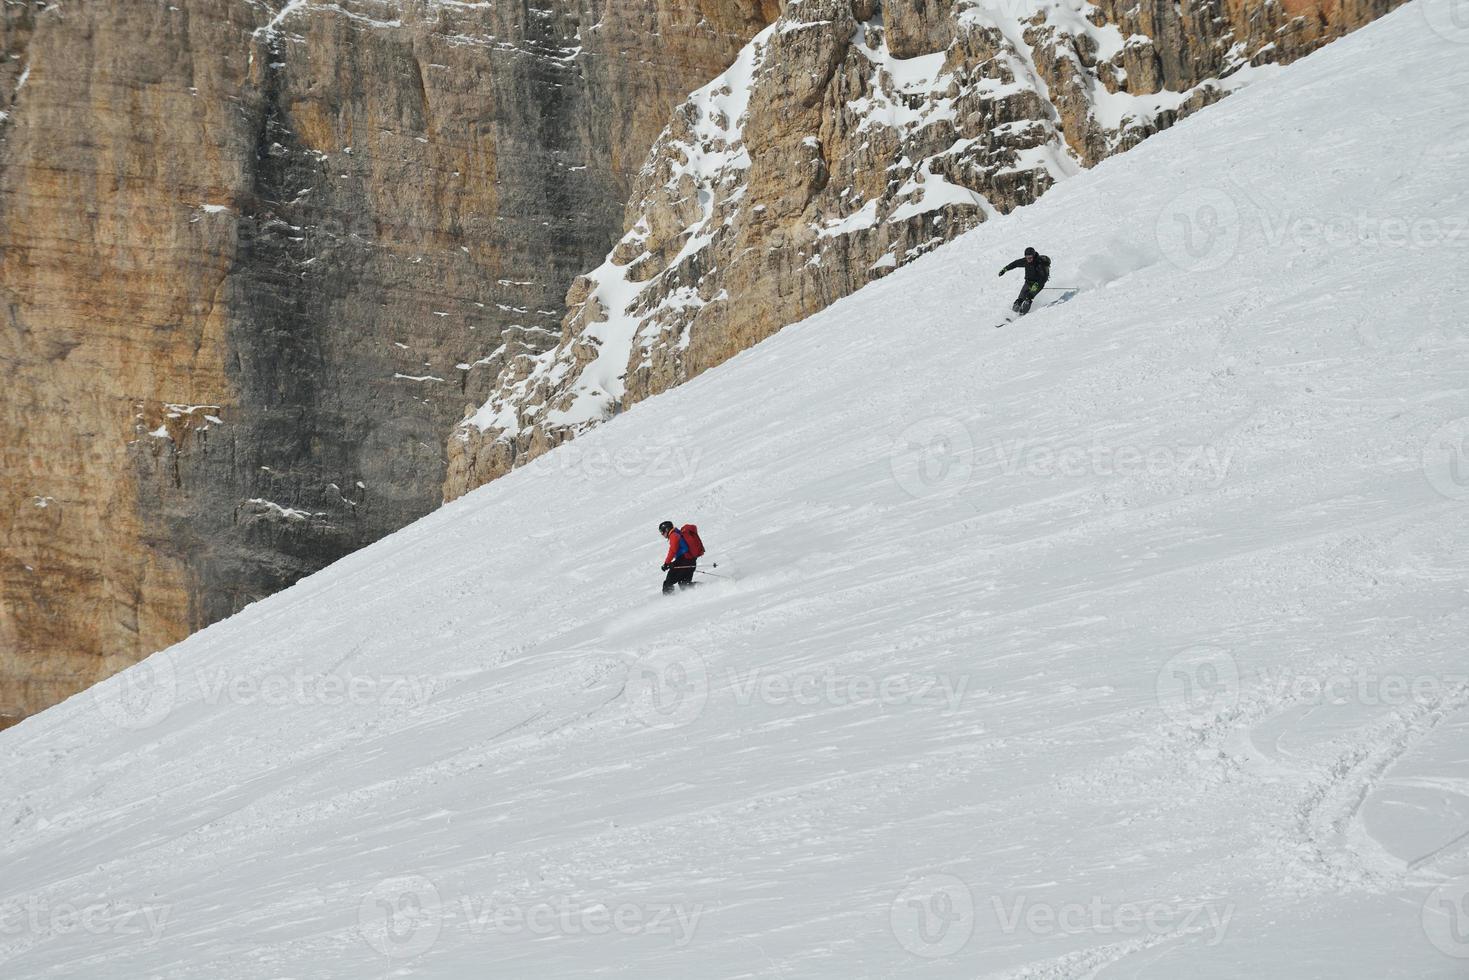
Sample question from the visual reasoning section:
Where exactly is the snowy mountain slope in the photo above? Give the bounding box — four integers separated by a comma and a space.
4, 2, 1469, 977
443, 0, 1406, 501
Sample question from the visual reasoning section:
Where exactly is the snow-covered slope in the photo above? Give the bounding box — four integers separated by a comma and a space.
4, 3, 1468, 976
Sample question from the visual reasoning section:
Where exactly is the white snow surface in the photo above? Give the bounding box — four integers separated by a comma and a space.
465, 0, 1294, 441
5, 4, 1469, 977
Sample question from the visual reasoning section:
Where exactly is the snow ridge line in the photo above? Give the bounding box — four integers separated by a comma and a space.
1297, 684, 1469, 888
977, 928, 1175, 980
254, 0, 310, 39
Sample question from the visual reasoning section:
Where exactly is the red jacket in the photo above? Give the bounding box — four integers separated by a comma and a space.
664, 528, 693, 566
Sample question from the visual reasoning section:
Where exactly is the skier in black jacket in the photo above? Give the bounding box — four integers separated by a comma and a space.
998, 247, 1051, 314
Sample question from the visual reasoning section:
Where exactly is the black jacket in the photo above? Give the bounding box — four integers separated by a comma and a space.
1003, 254, 1051, 285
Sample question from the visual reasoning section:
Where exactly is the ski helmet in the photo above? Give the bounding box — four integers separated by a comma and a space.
658, 520, 675, 536
1024, 246, 1037, 257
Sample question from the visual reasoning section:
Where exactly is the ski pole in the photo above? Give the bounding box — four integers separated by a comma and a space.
695, 563, 732, 579
1039, 286, 1078, 290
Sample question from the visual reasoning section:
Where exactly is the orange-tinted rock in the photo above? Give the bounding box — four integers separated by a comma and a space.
0, 0, 775, 729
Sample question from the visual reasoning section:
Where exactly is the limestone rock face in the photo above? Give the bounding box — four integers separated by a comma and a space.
445, 0, 1403, 498
0, 0, 775, 728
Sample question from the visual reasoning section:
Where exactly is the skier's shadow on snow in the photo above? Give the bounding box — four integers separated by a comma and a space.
1042, 288, 1080, 310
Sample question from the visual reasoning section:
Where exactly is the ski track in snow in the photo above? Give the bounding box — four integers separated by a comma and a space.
4, 3, 1469, 978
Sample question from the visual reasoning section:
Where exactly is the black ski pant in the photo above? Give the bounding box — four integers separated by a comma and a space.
1014, 280, 1045, 311
662, 560, 697, 595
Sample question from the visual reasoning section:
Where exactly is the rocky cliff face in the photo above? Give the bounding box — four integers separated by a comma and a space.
445, 0, 1404, 496
0, 0, 776, 728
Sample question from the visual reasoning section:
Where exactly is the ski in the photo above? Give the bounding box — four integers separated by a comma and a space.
994, 288, 1079, 327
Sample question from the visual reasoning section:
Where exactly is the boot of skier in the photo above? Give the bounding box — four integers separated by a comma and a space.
658, 520, 701, 595
998, 246, 1051, 314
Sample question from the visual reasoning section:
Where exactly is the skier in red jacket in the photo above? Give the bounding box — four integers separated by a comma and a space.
658, 520, 702, 594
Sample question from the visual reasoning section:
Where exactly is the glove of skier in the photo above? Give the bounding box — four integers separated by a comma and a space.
661, 563, 672, 572
997, 269, 1005, 277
